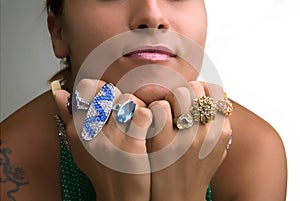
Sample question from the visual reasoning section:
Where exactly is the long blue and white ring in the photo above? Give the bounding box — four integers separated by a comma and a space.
80, 82, 115, 141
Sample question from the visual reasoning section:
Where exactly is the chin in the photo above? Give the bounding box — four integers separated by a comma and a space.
133, 85, 171, 105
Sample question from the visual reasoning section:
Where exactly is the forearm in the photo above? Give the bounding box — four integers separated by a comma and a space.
93, 172, 151, 201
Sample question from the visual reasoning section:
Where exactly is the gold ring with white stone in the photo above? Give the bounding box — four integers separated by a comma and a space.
174, 113, 194, 130
190, 95, 217, 125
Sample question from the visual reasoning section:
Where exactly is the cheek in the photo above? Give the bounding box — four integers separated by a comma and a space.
62, 13, 126, 76
185, 16, 207, 47
171, 5, 207, 47
66, 26, 108, 65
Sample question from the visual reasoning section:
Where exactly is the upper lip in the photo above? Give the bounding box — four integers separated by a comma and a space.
123, 45, 177, 57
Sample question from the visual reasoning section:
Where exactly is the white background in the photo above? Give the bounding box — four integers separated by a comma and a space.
1, 0, 299, 200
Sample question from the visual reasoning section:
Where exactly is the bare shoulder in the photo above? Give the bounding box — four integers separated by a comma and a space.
0, 91, 61, 200
211, 100, 287, 201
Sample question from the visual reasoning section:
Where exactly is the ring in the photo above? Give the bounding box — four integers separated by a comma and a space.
112, 100, 137, 123
174, 113, 194, 130
190, 96, 217, 125
67, 90, 90, 115
226, 132, 233, 150
173, 94, 232, 129
81, 83, 115, 141
216, 93, 233, 116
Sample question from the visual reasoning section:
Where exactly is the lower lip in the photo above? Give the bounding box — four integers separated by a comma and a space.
128, 52, 173, 61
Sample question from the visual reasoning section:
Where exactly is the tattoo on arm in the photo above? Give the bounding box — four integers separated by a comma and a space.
0, 140, 29, 201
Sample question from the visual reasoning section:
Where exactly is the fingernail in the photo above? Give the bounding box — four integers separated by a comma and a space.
50, 80, 61, 97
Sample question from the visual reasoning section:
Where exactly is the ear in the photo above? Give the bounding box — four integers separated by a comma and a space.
47, 13, 69, 58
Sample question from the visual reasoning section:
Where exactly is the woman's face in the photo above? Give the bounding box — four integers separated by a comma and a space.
51, 0, 207, 103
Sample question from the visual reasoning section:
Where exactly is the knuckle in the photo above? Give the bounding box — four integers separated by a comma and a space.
202, 82, 224, 99
122, 93, 133, 99
189, 80, 204, 90
172, 87, 191, 105
189, 81, 205, 97
173, 86, 190, 97
123, 93, 146, 107
149, 100, 171, 111
133, 108, 153, 127
135, 107, 152, 120
78, 78, 98, 88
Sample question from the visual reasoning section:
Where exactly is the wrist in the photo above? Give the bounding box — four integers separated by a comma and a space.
151, 185, 207, 201
93, 173, 150, 201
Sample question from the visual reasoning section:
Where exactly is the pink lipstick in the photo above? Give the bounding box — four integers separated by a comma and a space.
124, 45, 176, 61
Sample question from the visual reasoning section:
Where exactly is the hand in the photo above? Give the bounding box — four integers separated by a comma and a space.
53, 79, 152, 201
148, 81, 231, 201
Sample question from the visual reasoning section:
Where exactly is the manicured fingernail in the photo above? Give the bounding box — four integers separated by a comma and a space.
50, 80, 61, 97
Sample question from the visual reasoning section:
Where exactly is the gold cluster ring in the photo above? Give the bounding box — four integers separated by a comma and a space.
190, 96, 217, 125
174, 93, 233, 130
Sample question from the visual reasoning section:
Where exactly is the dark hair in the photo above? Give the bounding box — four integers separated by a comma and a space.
46, 0, 71, 88
46, 0, 64, 15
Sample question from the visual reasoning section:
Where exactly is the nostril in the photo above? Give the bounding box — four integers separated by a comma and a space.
138, 24, 165, 30
138, 24, 148, 29
158, 24, 164, 29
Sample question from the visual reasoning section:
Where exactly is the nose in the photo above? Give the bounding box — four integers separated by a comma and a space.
129, 0, 170, 30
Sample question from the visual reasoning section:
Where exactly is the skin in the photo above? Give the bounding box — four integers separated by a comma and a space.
1, 0, 287, 200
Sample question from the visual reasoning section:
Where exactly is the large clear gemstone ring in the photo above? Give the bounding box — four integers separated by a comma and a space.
174, 113, 194, 130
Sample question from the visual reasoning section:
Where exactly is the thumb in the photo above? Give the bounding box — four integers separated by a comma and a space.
51, 81, 72, 124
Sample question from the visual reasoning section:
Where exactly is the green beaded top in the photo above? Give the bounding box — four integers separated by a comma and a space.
60, 137, 96, 200
57, 116, 212, 201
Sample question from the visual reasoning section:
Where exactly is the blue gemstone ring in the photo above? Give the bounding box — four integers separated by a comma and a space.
81, 83, 115, 141
112, 100, 137, 123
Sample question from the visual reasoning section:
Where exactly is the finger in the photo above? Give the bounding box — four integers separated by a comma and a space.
115, 93, 147, 108
126, 107, 152, 140
123, 108, 152, 154
101, 95, 151, 154
148, 100, 200, 172
72, 79, 109, 128
110, 93, 147, 131
51, 80, 72, 124
54, 90, 72, 123
188, 81, 230, 156
52, 88, 82, 155
73, 79, 121, 141
75, 79, 107, 102
199, 116, 231, 160
101, 108, 152, 154
148, 100, 174, 152
188, 81, 205, 99
205, 125, 231, 171
199, 81, 225, 100
164, 87, 191, 119
74, 78, 122, 106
